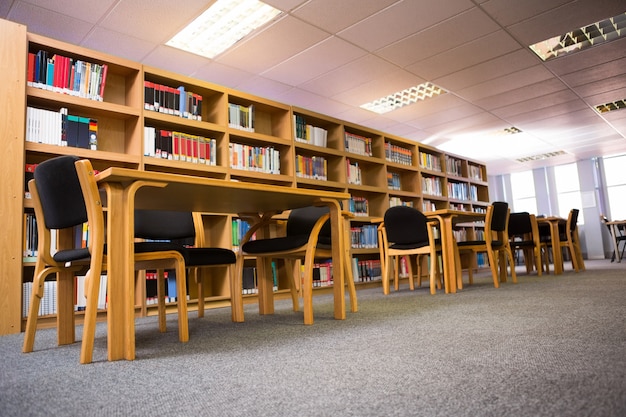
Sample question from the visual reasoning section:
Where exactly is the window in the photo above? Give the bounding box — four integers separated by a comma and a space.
510, 171, 537, 214
603, 154, 626, 220
554, 163, 584, 224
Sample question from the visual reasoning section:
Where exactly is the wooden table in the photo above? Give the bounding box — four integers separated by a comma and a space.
96, 167, 351, 361
536, 216, 566, 274
607, 219, 626, 263
424, 209, 486, 293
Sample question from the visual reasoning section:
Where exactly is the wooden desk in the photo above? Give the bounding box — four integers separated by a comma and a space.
96, 167, 351, 361
607, 220, 626, 263
424, 209, 486, 293
536, 216, 566, 274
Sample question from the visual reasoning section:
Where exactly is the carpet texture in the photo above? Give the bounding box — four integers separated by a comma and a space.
1, 260, 624, 416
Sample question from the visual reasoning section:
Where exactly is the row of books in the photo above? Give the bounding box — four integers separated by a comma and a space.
229, 143, 280, 174
344, 132, 373, 156
389, 198, 414, 208
293, 115, 328, 147
22, 275, 108, 318
232, 218, 252, 248
446, 156, 463, 177
468, 165, 484, 181
350, 224, 378, 249
144, 81, 203, 120
26, 106, 98, 150
346, 159, 362, 185
419, 151, 442, 172
145, 270, 178, 304
143, 126, 217, 165
387, 172, 401, 190
385, 142, 413, 166
351, 258, 382, 282
348, 196, 369, 217
242, 263, 279, 294
228, 103, 255, 132
422, 176, 443, 196
448, 181, 471, 201
295, 154, 328, 180
23, 213, 38, 257
27, 49, 108, 102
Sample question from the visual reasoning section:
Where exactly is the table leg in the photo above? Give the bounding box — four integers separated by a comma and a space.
327, 199, 346, 320
610, 224, 621, 263
437, 216, 457, 294
550, 222, 563, 274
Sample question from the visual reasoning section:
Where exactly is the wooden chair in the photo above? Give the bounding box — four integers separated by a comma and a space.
600, 214, 626, 262
457, 202, 516, 288
235, 204, 357, 325
541, 209, 585, 272
508, 212, 548, 276
133, 210, 238, 330
23, 156, 106, 364
377, 206, 441, 295
23, 156, 236, 363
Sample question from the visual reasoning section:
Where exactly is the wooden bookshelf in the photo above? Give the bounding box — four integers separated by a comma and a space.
0, 18, 490, 335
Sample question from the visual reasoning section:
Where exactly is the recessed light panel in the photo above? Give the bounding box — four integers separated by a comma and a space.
594, 99, 626, 114
166, 0, 282, 59
529, 12, 626, 61
360, 82, 447, 114
516, 150, 566, 163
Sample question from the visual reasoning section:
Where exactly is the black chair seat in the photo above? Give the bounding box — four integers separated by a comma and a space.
135, 241, 186, 253
389, 240, 430, 250
510, 240, 535, 248
242, 234, 331, 253
183, 247, 236, 266
458, 239, 504, 248
52, 247, 91, 263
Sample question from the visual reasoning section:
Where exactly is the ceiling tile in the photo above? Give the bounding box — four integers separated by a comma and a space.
292, 0, 397, 33
218, 15, 329, 75
337, 0, 474, 52
435, 48, 537, 92
407, 30, 521, 80
261, 36, 367, 86
376, 7, 501, 68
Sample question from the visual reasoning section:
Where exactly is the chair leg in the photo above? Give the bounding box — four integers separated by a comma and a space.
382, 255, 391, 295
407, 255, 415, 291
286, 259, 300, 312
193, 268, 205, 318
394, 256, 400, 291
80, 268, 101, 364
174, 262, 189, 343
156, 269, 167, 333
22, 265, 49, 353
343, 253, 358, 312
302, 255, 316, 325
486, 249, 500, 288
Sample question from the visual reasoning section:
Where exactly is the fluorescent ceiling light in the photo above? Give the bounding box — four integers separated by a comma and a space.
516, 151, 566, 163
529, 12, 626, 61
594, 98, 626, 114
166, 0, 282, 59
360, 82, 447, 114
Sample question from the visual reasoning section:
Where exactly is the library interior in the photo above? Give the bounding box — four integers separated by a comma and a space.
1, 4, 626, 412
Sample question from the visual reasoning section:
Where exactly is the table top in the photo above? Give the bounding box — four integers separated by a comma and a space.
96, 167, 351, 214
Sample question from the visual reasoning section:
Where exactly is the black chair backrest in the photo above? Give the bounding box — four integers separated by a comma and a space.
569, 209, 579, 232
134, 210, 195, 240
384, 205, 429, 244
508, 212, 532, 237
490, 202, 509, 232
286, 206, 331, 237
34, 155, 87, 230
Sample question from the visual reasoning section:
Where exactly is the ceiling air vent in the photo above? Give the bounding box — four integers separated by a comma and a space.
516, 150, 566, 163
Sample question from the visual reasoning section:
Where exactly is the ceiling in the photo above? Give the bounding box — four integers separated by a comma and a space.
3, 0, 626, 175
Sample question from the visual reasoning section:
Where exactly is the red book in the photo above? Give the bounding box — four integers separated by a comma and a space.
98, 64, 108, 100
27, 53, 35, 83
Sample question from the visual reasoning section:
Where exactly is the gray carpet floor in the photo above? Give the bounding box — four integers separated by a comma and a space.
1, 260, 625, 417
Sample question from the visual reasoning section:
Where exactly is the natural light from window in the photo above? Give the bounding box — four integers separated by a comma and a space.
554, 163, 584, 224
603, 154, 626, 220
510, 171, 537, 214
